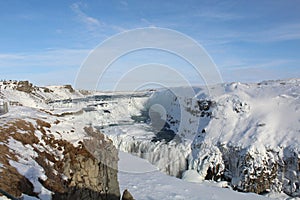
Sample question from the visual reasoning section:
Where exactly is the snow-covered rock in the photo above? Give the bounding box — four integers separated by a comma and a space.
0, 79, 299, 199
0, 81, 121, 199
151, 79, 300, 197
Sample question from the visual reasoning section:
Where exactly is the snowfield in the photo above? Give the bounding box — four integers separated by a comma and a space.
0, 79, 299, 199
118, 151, 271, 200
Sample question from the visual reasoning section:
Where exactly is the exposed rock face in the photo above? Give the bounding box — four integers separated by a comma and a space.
15, 81, 34, 93
189, 142, 300, 197
83, 127, 120, 196
64, 84, 75, 93
41, 87, 53, 93
219, 145, 278, 194
0, 119, 120, 200
0, 120, 41, 198
122, 189, 134, 200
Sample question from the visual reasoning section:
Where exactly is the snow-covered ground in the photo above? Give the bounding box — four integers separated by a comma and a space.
118, 151, 297, 200
0, 79, 300, 199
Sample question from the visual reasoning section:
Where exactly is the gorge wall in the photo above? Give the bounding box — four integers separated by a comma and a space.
0, 118, 120, 200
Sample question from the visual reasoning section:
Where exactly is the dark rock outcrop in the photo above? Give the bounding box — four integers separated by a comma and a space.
190, 142, 300, 197
15, 81, 34, 93
0, 119, 120, 200
40, 126, 120, 200
122, 189, 134, 200
64, 85, 75, 93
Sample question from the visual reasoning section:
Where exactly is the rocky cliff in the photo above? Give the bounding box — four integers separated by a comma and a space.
0, 118, 120, 199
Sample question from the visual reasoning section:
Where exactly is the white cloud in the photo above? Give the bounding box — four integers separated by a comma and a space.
140, 18, 157, 28
260, 23, 300, 42
71, 2, 101, 30
0, 54, 25, 60
120, 1, 128, 7
0, 48, 90, 70
0, 48, 91, 85
221, 66, 299, 83
195, 10, 242, 21
219, 59, 297, 83
224, 59, 292, 71
70, 2, 126, 37
214, 23, 300, 44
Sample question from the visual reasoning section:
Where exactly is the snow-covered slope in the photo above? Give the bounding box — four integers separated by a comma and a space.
136, 79, 299, 196
0, 79, 299, 199
141, 79, 300, 197
118, 151, 271, 200
0, 80, 84, 108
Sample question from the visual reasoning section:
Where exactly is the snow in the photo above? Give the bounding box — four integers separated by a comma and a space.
0, 195, 39, 200
118, 151, 270, 200
265, 192, 300, 200
1, 79, 300, 199
0, 196, 10, 200
182, 169, 203, 183
118, 151, 158, 173
204, 80, 300, 148
8, 139, 52, 199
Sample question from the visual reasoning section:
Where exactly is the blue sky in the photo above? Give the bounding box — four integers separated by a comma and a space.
0, 0, 299, 89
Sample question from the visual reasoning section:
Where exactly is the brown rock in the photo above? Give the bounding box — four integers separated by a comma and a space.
64, 84, 75, 93
122, 189, 134, 200
15, 80, 34, 93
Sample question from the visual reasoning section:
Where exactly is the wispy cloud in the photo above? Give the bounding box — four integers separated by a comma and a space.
0, 48, 91, 85
199, 23, 300, 49
195, 10, 242, 21
219, 58, 297, 83
224, 59, 292, 71
120, 1, 128, 7
140, 18, 157, 28
0, 49, 89, 69
258, 23, 300, 42
0, 54, 25, 60
224, 23, 300, 43
70, 2, 127, 37
221, 65, 299, 83
71, 2, 101, 30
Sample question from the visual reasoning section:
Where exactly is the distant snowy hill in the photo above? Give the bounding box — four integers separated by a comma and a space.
0, 79, 299, 199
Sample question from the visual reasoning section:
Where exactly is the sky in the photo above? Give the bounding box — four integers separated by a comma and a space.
0, 0, 300, 90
